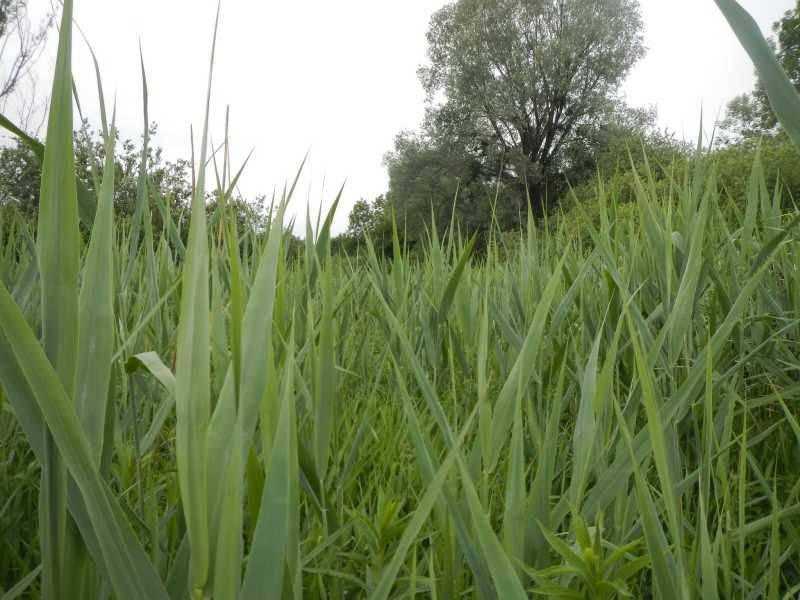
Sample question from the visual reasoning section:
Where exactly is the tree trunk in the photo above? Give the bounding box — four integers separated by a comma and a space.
524, 174, 547, 219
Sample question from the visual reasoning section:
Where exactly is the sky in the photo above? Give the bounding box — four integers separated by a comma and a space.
11, 0, 798, 233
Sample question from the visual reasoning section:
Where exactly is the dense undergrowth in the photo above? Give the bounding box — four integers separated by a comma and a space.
2, 1, 800, 598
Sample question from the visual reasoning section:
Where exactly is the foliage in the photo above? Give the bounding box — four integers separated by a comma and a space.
714, 132, 800, 205
377, 0, 656, 240
341, 195, 392, 251
383, 130, 524, 242
2, 1, 800, 599
0, 140, 40, 216
719, 1, 800, 142
376, 103, 687, 246
73, 121, 194, 220
530, 512, 649, 599
417, 0, 645, 213
0, 121, 190, 218
0, 120, 270, 241
6, 104, 800, 596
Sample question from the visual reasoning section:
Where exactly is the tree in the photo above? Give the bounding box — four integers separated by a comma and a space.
384, 130, 523, 241
0, 119, 270, 243
0, 138, 38, 216
346, 197, 378, 240
561, 102, 660, 183
337, 195, 392, 253
418, 0, 646, 215
0, 0, 53, 115
71, 121, 194, 221
0, 121, 193, 226
721, 1, 800, 141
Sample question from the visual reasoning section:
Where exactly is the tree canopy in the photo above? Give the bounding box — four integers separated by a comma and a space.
367, 0, 650, 245
417, 0, 646, 214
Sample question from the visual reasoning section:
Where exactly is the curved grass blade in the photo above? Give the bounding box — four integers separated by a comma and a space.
75, 120, 117, 464
35, 1, 82, 594
489, 254, 564, 471
715, 0, 800, 149
173, 4, 222, 595
241, 341, 299, 600
369, 408, 477, 600
0, 283, 168, 599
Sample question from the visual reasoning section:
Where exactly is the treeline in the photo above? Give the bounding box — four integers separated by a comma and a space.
3, 0, 800, 257
0, 120, 270, 239
333, 0, 800, 254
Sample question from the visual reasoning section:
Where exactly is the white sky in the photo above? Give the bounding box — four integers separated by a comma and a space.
13, 0, 798, 233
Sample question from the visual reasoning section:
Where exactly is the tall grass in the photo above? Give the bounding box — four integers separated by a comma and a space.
1, 0, 800, 597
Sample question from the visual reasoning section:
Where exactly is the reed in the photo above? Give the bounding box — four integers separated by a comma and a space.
0, 0, 799, 597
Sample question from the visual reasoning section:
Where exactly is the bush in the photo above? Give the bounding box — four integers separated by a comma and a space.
714, 133, 800, 207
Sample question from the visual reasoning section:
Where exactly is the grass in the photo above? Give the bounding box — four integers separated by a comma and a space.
1, 0, 800, 597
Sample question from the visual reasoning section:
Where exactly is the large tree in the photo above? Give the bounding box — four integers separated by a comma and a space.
418, 0, 645, 214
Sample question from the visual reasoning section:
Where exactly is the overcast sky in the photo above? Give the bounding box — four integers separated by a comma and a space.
14, 0, 797, 233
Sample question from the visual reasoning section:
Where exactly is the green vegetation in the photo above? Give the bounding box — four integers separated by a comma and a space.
371, 0, 650, 242
2, 0, 800, 598
344, 0, 800, 253
720, 0, 800, 142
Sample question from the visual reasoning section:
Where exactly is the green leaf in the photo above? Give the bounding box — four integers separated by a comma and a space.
172, 6, 223, 594
612, 396, 685, 600
1, 565, 41, 600
369, 408, 477, 600
457, 449, 527, 599
241, 340, 300, 599
0, 283, 168, 599
314, 267, 337, 482
715, 0, 800, 149
489, 254, 564, 471
75, 120, 117, 465
34, 2, 83, 595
